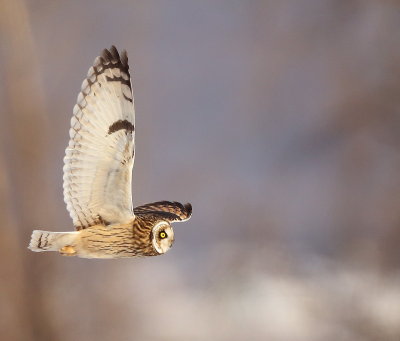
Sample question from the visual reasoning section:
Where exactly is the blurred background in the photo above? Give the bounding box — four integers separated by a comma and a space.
1, 0, 400, 340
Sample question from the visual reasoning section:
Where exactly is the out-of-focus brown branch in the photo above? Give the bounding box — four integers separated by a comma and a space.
0, 0, 58, 340
0, 152, 31, 341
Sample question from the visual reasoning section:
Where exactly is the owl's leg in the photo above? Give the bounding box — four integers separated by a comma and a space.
59, 245, 77, 256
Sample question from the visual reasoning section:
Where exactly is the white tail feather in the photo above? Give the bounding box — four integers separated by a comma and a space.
29, 230, 78, 252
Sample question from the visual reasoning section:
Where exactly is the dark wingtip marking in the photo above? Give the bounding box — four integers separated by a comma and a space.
120, 50, 128, 67
183, 203, 192, 218
98, 46, 129, 72
108, 119, 134, 135
102, 48, 113, 62
109, 45, 120, 60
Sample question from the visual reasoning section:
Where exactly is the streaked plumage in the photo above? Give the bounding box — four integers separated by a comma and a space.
28, 46, 192, 259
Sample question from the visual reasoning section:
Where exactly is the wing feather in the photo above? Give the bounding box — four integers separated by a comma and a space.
134, 201, 192, 222
63, 46, 135, 230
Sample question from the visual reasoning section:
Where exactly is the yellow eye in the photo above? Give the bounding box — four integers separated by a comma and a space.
159, 231, 167, 239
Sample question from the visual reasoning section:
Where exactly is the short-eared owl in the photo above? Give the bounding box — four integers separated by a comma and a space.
28, 46, 192, 259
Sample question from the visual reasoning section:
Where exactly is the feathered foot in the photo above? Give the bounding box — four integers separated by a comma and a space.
59, 245, 77, 256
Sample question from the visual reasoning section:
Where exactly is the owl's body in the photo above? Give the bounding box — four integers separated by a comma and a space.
28, 46, 192, 259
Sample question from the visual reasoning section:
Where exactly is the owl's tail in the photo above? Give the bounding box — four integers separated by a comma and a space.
28, 230, 78, 252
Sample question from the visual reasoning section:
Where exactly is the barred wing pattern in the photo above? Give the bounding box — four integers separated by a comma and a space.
134, 201, 192, 222
63, 46, 135, 229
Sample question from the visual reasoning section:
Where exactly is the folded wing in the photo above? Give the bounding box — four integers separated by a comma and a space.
63, 46, 135, 230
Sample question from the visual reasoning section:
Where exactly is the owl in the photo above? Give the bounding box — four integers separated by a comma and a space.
28, 46, 192, 259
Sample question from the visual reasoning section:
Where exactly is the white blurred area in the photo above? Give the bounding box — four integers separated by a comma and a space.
1, 1, 400, 340
47, 246, 400, 341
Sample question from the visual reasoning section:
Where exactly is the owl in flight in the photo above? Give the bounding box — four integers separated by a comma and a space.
28, 46, 192, 258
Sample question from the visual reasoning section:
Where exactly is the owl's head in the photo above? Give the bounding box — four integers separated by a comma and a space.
134, 201, 192, 255
151, 221, 174, 254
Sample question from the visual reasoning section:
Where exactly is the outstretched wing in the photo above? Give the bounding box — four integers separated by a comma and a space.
134, 201, 192, 222
63, 46, 135, 230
